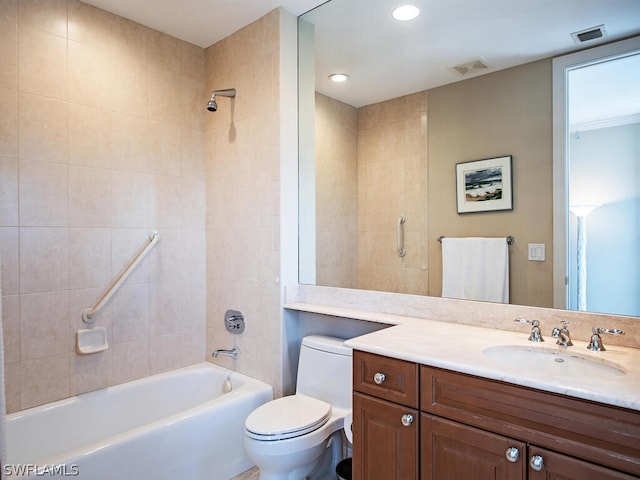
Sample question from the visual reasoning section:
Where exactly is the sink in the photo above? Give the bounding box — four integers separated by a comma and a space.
482, 345, 626, 377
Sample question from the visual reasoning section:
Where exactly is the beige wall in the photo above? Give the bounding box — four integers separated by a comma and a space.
0, 0, 207, 412
205, 10, 285, 396
428, 59, 553, 307
315, 93, 358, 288
357, 92, 429, 295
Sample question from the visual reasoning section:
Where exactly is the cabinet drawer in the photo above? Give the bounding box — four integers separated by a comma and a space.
421, 366, 640, 476
353, 350, 418, 407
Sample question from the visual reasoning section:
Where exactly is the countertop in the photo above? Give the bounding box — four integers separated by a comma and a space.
344, 318, 640, 411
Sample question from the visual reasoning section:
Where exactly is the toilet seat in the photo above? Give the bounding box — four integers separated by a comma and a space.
245, 394, 332, 441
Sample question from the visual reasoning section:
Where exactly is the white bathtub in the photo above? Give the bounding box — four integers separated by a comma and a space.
4, 363, 272, 479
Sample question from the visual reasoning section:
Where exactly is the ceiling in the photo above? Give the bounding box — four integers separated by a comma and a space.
84, 0, 640, 118
82, 0, 325, 48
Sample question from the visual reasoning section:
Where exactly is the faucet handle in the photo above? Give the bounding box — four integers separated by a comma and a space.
514, 318, 544, 342
587, 327, 625, 351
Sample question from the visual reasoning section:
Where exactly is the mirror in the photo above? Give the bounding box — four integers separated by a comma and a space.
298, 0, 640, 317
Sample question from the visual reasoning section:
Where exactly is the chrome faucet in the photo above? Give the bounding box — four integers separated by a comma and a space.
551, 321, 573, 347
212, 348, 238, 359
587, 327, 625, 351
514, 318, 544, 342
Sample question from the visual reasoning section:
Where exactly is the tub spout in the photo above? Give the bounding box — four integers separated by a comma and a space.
212, 348, 238, 359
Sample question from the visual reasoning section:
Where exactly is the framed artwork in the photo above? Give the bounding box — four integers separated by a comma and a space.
456, 155, 513, 213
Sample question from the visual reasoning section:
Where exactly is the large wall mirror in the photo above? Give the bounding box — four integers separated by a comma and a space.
298, 0, 640, 317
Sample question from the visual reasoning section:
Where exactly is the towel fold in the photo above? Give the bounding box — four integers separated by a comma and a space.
441, 237, 509, 303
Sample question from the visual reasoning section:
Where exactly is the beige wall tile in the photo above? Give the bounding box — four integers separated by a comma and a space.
0, 227, 19, 294
181, 128, 206, 176
4, 361, 21, 413
18, 0, 67, 37
0, 88, 18, 158
110, 172, 149, 228
181, 41, 206, 81
69, 286, 113, 334
148, 228, 182, 283
2, 294, 20, 363
0, 0, 17, 90
68, 103, 110, 168
108, 56, 148, 116
110, 284, 150, 343
181, 175, 205, 228
111, 228, 151, 286
147, 29, 181, 73
148, 65, 182, 124
181, 228, 206, 283
20, 291, 71, 360
110, 112, 149, 173
181, 75, 206, 132
68, 0, 113, 49
68, 40, 111, 108
149, 281, 182, 336
110, 337, 149, 385
68, 166, 112, 227
70, 350, 112, 395
68, 227, 112, 290
148, 120, 181, 176
0, 157, 19, 225
19, 160, 68, 226
19, 93, 68, 164
18, 26, 67, 99
21, 353, 69, 409
19, 227, 69, 293
149, 175, 182, 229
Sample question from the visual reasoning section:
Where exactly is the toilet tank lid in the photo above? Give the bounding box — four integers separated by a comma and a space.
302, 335, 352, 356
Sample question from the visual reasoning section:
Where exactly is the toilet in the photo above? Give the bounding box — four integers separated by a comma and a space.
244, 335, 352, 480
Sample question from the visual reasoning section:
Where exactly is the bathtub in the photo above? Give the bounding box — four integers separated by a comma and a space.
4, 363, 272, 479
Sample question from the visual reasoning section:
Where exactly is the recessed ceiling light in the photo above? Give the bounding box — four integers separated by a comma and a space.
329, 73, 349, 83
393, 5, 420, 21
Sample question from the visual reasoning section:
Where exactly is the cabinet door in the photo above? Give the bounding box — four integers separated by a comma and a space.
421, 414, 526, 480
353, 392, 418, 480
528, 446, 639, 480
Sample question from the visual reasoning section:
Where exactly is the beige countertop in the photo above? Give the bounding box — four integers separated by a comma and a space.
343, 318, 640, 411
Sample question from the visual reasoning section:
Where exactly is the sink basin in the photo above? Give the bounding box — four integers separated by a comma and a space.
482, 345, 626, 377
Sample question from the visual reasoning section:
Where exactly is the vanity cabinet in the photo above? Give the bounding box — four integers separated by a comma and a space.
352, 350, 640, 480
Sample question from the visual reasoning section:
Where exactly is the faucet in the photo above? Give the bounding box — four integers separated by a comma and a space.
514, 318, 544, 342
212, 348, 238, 359
587, 327, 625, 351
551, 321, 573, 347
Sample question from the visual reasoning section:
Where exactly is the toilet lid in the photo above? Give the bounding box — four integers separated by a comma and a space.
245, 394, 332, 441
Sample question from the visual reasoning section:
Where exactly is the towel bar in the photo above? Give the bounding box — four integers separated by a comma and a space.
437, 235, 514, 245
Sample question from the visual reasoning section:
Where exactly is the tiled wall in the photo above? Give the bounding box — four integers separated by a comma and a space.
315, 93, 358, 288
205, 10, 285, 396
357, 92, 429, 295
0, 0, 207, 412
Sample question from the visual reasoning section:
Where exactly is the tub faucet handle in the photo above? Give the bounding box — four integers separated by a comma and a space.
514, 318, 544, 342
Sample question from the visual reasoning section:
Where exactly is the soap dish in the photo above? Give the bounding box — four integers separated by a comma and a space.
76, 327, 108, 354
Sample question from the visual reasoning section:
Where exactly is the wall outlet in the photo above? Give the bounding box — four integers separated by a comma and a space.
528, 243, 546, 261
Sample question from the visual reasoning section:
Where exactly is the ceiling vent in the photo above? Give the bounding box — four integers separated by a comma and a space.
571, 25, 607, 44
451, 57, 490, 76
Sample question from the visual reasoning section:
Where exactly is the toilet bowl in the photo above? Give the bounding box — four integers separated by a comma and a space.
244, 335, 352, 480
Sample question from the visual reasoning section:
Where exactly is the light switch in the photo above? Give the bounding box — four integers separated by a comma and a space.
528, 243, 545, 262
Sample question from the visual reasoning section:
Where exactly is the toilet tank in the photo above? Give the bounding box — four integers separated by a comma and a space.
296, 335, 352, 411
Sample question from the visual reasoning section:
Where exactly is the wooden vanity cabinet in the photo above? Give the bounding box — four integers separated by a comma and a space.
353, 350, 419, 479
353, 350, 640, 480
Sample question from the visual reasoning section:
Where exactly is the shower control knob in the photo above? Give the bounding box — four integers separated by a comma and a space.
373, 372, 386, 384
401, 414, 414, 427
505, 447, 520, 463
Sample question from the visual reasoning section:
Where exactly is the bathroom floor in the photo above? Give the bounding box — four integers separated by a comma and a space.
232, 467, 260, 480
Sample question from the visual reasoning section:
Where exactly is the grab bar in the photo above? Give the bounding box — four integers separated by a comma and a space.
82, 231, 160, 323
397, 216, 406, 257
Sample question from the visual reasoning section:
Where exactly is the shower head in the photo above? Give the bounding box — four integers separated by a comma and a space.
206, 88, 236, 112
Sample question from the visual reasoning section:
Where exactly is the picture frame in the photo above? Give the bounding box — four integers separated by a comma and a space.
456, 155, 513, 213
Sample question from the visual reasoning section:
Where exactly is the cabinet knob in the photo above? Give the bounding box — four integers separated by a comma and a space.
401, 414, 414, 427
504, 447, 520, 463
529, 455, 544, 472
373, 372, 386, 384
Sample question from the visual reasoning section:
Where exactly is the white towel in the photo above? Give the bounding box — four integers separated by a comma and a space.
441, 237, 509, 303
